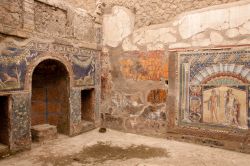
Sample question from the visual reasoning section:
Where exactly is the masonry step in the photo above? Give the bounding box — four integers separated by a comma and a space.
31, 124, 58, 143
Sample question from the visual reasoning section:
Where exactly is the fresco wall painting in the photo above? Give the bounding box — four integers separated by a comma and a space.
120, 51, 168, 81
103, 50, 168, 136
179, 49, 250, 129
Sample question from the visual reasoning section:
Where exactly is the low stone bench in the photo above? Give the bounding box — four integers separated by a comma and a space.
31, 124, 58, 142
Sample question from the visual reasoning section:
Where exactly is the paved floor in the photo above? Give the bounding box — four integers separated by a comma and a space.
0, 129, 250, 166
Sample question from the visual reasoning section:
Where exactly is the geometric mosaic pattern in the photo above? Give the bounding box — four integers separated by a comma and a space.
191, 64, 250, 85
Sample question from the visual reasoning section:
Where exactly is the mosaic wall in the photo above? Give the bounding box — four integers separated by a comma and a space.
0, 47, 26, 90
72, 54, 95, 86
179, 49, 250, 129
0, 41, 99, 91
10, 93, 31, 151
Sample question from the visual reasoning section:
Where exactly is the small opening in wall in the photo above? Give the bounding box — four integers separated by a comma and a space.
81, 89, 94, 122
0, 96, 9, 146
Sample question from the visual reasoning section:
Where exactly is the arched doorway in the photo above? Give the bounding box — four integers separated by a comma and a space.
31, 59, 69, 135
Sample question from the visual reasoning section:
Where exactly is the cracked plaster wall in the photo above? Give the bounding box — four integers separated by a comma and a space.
103, 0, 250, 51
52, 0, 241, 29
103, 0, 241, 29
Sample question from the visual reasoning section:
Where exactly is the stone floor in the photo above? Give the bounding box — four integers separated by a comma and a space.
0, 129, 250, 166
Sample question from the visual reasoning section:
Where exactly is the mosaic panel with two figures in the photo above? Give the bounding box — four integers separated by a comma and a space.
179, 48, 250, 129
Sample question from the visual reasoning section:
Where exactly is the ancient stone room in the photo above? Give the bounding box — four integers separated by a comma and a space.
0, 0, 250, 165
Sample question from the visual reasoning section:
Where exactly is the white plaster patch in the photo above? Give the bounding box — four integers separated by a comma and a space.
191, 32, 211, 47
178, 3, 250, 39
192, 38, 211, 47
243, 21, 250, 31
229, 4, 250, 28
122, 38, 139, 51
238, 38, 250, 45
192, 33, 206, 40
144, 28, 177, 44
239, 27, 249, 35
132, 28, 176, 47
103, 6, 135, 47
132, 29, 146, 46
169, 43, 191, 49
146, 43, 164, 51
239, 21, 250, 35
222, 40, 238, 45
225, 28, 239, 38
210, 31, 224, 45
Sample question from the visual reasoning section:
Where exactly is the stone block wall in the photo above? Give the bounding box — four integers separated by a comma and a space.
0, 0, 100, 46
34, 1, 67, 36
65, 0, 96, 13
0, 0, 23, 28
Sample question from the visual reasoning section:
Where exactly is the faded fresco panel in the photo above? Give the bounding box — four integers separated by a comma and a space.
203, 86, 248, 129
120, 51, 168, 81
